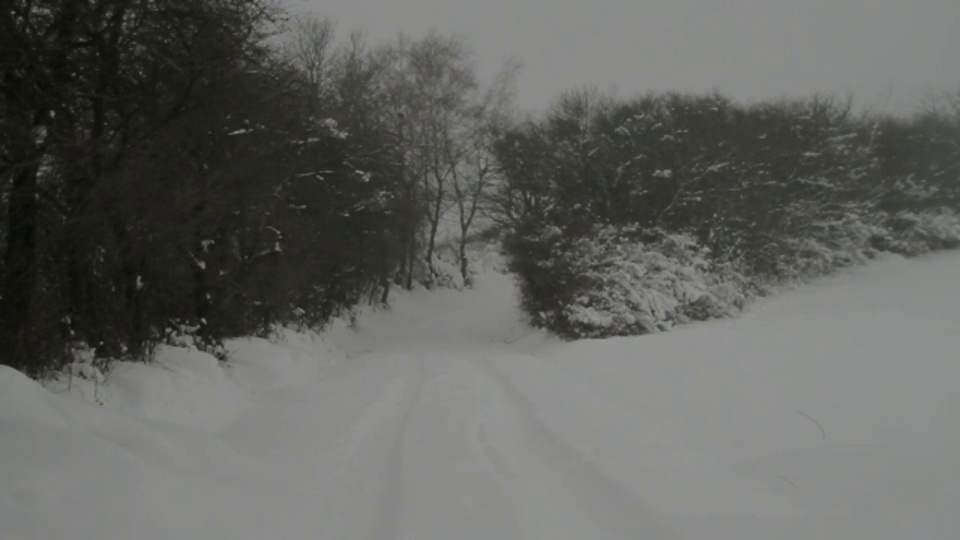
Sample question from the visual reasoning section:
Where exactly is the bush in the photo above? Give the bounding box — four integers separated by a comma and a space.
508, 225, 753, 338
496, 91, 960, 340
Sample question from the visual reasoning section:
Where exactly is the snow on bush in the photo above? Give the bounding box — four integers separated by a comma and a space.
777, 213, 889, 280
429, 247, 466, 289
880, 208, 960, 255
511, 206, 960, 341
523, 226, 751, 339
783, 208, 960, 280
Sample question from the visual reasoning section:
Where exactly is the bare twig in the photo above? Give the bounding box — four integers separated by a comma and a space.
797, 410, 826, 440
777, 475, 800, 490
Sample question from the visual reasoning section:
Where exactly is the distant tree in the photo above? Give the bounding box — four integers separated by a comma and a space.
448, 60, 519, 286
371, 32, 514, 289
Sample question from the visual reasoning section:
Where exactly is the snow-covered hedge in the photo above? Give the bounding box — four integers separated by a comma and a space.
495, 92, 960, 341
508, 208, 960, 340
563, 228, 751, 337
777, 208, 960, 281
878, 209, 960, 255
508, 225, 755, 339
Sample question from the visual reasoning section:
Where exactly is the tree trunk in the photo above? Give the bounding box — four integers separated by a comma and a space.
424, 182, 443, 286
459, 228, 471, 287
191, 199, 213, 343
64, 231, 90, 342
112, 215, 145, 359
0, 154, 41, 372
405, 228, 417, 290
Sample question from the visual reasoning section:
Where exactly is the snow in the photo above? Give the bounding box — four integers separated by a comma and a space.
2, 253, 960, 539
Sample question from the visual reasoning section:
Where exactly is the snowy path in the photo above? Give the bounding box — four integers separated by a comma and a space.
2, 254, 960, 539
215, 348, 677, 539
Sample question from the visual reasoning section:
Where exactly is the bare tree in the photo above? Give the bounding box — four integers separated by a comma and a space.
383, 33, 479, 287
448, 60, 519, 285
283, 15, 337, 115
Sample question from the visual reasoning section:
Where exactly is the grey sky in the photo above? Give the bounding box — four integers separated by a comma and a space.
286, 0, 960, 114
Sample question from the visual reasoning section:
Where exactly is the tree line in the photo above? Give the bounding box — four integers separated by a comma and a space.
493, 90, 960, 338
1, 1, 513, 376
2, 1, 958, 374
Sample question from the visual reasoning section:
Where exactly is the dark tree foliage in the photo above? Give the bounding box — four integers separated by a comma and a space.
494, 91, 960, 338
0, 2, 408, 375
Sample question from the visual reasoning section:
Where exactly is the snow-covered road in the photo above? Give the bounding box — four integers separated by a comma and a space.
2, 253, 959, 539
216, 348, 678, 540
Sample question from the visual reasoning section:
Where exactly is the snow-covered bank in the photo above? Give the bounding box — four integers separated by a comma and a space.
2, 253, 959, 539
501, 253, 960, 538
45, 329, 342, 431
1, 330, 342, 540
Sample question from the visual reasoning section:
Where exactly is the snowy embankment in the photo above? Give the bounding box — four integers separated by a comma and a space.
2, 253, 959, 539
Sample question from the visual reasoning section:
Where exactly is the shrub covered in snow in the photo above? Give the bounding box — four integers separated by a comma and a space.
508, 224, 753, 338
563, 228, 752, 338
877, 209, 960, 255
497, 91, 960, 339
509, 208, 960, 339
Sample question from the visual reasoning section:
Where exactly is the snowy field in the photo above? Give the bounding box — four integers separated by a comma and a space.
1, 252, 959, 539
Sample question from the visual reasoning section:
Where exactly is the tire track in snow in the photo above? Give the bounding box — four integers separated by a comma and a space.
474, 421, 515, 485
372, 353, 425, 540
215, 354, 424, 539
467, 354, 679, 540
372, 354, 527, 540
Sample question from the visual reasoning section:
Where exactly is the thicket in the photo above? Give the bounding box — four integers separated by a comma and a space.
1, 2, 512, 376
493, 91, 960, 338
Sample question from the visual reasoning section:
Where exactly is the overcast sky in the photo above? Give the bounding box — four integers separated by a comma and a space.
285, 0, 960, 115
